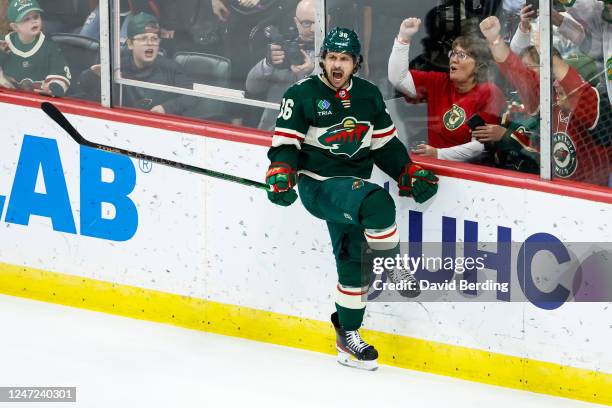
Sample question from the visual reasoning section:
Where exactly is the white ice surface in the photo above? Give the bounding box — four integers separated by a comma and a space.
0, 294, 605, 408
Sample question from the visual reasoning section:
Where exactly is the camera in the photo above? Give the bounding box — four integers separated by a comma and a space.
264, 25, 306, 69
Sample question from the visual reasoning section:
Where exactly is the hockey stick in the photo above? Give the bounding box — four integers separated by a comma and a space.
41, 102, 270, 191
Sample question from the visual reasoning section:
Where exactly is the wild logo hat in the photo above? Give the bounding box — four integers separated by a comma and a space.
7, 0, 43, 23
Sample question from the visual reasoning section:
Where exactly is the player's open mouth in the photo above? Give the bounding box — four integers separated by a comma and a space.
144, 49, 155, 57
332, 71, 343, 80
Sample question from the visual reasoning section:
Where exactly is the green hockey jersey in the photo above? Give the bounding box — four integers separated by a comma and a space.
268, 74, 410, 181
493, 105, 540, 174
0, 32, 70, 96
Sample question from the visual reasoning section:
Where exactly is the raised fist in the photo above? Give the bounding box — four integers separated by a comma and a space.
398, 18, 421, 43
479, 16, 502, 42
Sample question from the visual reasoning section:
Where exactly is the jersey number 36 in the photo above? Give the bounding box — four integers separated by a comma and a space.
278, 98, 294, 120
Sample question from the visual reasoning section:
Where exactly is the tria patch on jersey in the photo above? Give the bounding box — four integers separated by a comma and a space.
317, 99, 333, 116
318, 117, 371, 158
552, 132, 577, 178
443, 104, 466, 131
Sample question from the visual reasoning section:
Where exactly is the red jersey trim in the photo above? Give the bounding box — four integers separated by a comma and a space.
364, 227, 398, 240
372, 127, 397, 138
336, 284, 368, 296
0, 90, 609, 204
273, 131, 305, 141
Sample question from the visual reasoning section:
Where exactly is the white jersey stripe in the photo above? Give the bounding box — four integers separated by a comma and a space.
372, 124, 396, 135
271, 135, 302, 149
370, 132, 398, 150
336, 284, 367, 310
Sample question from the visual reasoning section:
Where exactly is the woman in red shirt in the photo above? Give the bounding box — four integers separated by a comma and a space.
388, 17, 506, 161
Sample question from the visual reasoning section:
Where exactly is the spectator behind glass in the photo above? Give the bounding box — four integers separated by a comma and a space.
211, 0, 296, 126
0, 0, 71, 96
80, 0, 159, 44
388, 17, 506, 162
410, 1, 482, 73
80, 0, 211, 56
479, 16, 610, 186
245, 0, 315, 130
510, 2, 585, 57
480, 0, 523, 41
37, 0, 93, 35
563, 0, 612, 106
327, 0, 372, 77
0, 0, 10, 36
79, 12, 198, 115
211, 0, 287, 88
154, 0, 225, 56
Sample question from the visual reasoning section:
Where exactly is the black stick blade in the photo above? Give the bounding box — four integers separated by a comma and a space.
41, 102, 88, 145
40, 101, 271, 191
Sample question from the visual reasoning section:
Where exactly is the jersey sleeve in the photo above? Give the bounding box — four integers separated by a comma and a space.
44, 41, 71, 97
497, 51, 539, 114
370, 90, 410, 180
267, 84, 309, 170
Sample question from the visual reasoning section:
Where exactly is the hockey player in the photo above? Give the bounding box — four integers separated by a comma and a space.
265, 27, 439, 370
0, 0, 70, 96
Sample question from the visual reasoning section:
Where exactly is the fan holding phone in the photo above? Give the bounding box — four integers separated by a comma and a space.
468, 113, 508, 143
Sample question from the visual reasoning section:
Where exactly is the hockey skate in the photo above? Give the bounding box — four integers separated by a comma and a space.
388, 266, 421, 298
331, 312, 378, 371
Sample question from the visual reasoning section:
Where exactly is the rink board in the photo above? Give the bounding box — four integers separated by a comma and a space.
0, 95, 611, 405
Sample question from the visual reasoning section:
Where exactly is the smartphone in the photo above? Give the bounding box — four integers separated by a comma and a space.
466, 113, 486, 130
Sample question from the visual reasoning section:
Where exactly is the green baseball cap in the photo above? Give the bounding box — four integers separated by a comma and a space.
321, 27, 361, 57
7, 0, 43, 23
127, 12, 159, 39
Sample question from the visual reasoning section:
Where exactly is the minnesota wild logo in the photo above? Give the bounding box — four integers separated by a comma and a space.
443, 104, 466, 131
552, 132, 577, 178
318, 117, 371, 158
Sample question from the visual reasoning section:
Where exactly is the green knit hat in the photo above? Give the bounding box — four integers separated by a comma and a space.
127, 12, 159, 39
7, 0, 43, 23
